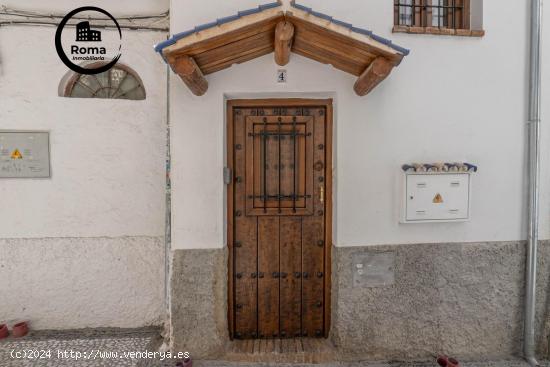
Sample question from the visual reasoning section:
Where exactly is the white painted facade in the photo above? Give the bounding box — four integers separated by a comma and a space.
0, 28, 166, 238
169, 0, 550, 249
0, 0, 549, 333
0, 0, 168, 329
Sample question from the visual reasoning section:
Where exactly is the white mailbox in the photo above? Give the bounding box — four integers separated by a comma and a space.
402, 173, 471, 223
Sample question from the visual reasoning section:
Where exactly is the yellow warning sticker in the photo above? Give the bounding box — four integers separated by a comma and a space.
10, 149, 23, 159
433, 193, 443, 204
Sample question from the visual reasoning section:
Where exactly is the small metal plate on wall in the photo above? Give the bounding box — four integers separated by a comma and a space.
352, 251, 395, 288
0, 131, 51, 178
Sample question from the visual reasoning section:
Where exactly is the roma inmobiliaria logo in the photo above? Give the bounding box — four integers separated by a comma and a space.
55, 7, 122, 75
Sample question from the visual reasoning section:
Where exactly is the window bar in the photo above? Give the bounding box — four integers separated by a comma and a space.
455, 1, 464, 29
417, 1, 422, 27
277, 118, 282, 214
418, 0, 422, 27
76, 79, 97, 94
395, 2, 403, 26
116, 84, 144, 99
438, 0, 441, 28
446, 0, 450, 28
424, 0, 430, 27
449, 0, 456, 29
460, 1, 466, 29
413, 1, 417, 26
464, 0, 467, 29
411, 0, 418, 26
292, 117, 297, 213
421, 0, 425, 27
435, 0, 438, 28
443, 0, 446, 28
396, 0, 465, 28
397, 1, 400, 26
393, 0, 401, 25
248, 131, 308, 137
249, 194, 310, 200
448, 0, 451, 28
446, 0, 449, 28
91, 74, 103, 91
420, 1, 424, 26
427, 0, 432, 27
416, 0, 419, 27
110, 72, 129, 98
410, 1, 414, 26
262, 117, 267, 213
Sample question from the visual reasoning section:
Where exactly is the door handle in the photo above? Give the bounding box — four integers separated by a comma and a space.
319, 185, 324, 203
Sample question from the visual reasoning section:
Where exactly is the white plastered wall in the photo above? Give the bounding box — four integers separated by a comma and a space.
0, 3, 168, 328
169, 0, 550, 250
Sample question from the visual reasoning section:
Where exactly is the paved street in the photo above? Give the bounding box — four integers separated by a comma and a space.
0, 330, 538, 367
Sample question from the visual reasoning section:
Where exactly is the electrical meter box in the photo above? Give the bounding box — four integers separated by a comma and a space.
0, 131, 50, 178
401, 173, 471, 223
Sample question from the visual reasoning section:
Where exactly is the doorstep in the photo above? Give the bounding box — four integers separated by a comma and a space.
222, 337, 337, 364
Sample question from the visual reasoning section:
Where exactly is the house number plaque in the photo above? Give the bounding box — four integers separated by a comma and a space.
0, 131, 51, 178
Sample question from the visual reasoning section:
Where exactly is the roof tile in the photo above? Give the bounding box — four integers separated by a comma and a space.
154, 1, 410, 59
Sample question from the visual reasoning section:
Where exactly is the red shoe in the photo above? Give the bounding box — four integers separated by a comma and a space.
0, 324, 8, 339
12, 322, 28, 338
436, 355, 459, 367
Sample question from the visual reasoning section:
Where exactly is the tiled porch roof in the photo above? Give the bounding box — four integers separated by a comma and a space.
155, 1, 410, 96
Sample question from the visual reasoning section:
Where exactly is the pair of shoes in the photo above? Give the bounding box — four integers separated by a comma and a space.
0, 321, 29, 339
437, 355, 459, 367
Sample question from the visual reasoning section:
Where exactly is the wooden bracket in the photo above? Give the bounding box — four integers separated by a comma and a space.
172, 55, 208, 96
274, 20, 295, 66
353, 57, 394, 96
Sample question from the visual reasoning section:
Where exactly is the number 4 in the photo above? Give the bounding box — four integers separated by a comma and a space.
277, 69, 287, 83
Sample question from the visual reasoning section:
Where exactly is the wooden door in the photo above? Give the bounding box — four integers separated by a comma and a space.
227, 99, 332, 340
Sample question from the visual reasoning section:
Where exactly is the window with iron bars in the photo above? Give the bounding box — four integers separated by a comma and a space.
394, 0, 471, 30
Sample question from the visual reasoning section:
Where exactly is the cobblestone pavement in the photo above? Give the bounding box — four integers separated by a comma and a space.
0, 328, 160, 367
180, 361, 536, 367
0, 329, 541, 367
155, 360, 534, 367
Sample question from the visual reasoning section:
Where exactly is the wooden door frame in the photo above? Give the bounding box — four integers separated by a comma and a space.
226, 98, 333, 339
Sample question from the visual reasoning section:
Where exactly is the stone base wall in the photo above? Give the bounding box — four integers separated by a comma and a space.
169, 242, 550, 361
0, 236, 165, 330
170, 248, 228, 358
332, 241, 550, 361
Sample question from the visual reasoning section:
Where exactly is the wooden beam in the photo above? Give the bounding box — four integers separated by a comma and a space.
353, 57, 393, 96
274, 20, 294, 66
172, 55, 208, 96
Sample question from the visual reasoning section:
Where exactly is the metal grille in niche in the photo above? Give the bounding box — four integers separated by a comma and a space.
66, 66, 146, 100
395, 0, 469, 29
245, 115, 314, 216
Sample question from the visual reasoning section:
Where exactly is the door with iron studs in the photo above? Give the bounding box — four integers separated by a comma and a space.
228, 101, 332, 340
